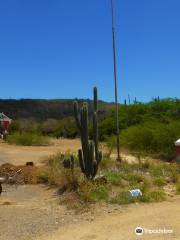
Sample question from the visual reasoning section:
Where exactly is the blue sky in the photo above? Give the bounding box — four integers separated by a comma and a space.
0, 0, 180, 102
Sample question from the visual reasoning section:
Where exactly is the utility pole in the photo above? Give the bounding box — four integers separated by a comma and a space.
111, 0, 121, 162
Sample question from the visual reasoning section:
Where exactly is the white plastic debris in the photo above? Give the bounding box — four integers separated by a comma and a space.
128, 189, 142, 197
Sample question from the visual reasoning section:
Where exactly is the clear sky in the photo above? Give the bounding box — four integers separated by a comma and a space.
0, 0, 180, 102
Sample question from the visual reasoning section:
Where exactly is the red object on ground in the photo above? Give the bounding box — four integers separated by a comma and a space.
1, 120, 10, 130
175, 139, 180, 158
0, 113, 12, 132
176, 146, 180, 156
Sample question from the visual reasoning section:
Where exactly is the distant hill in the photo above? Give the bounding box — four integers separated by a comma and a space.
0, 99, 114, 121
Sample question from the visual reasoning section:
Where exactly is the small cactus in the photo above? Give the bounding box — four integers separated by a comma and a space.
74, 87, 102, 179
63, 155, 74, 170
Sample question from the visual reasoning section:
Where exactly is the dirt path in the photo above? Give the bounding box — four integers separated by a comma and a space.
0, 139, 80, 165
1, 184, 179, 240
38, 197, 180, 240
0, 139, 137, 166
0, 184, 74, 240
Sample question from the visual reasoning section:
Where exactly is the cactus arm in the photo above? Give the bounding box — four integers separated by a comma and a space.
73, 101, 81, 130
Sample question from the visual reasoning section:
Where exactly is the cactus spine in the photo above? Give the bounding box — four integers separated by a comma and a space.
74, 87, 102, 179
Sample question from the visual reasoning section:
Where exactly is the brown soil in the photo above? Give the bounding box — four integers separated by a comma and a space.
1, 183, 179, 240
38, 196, 180, 240
0, 184, 68, 240
0, 139, 81, 165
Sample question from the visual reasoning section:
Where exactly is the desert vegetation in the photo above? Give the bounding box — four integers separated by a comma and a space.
39, 152, 180, 208
5, 98, 180, 160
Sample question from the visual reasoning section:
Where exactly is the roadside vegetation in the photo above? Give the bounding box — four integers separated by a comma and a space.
103, 98, 180, 160
39, 152, 180, 208
7, 132, 50, 146
107, 120, 180, 160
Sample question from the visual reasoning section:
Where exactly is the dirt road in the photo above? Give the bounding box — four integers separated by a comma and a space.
39, 197, 180, 240
1, 184, 179, 240
0, 139, 80, 165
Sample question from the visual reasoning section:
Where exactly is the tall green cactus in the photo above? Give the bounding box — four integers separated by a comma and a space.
73, 87, 102, 179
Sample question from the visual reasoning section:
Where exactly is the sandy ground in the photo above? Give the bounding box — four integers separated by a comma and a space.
0, 185, 70, 240
0, 139, 81, 165
0, 139, 137, 166
1, 184, 179, 240
38, 197, 180, 240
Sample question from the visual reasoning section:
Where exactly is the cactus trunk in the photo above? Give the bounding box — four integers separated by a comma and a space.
73, 87, 102, 179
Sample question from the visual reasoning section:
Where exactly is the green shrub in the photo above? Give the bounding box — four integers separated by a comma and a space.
112, 190, 166, 203
149, 162, 179, 181
124, 173, 145, 183
153, 177, 166, 187
99, 156, 115, 170
149, 164, 165, 177
90, 185, 109, 201
105, 172, 122, 186
120, 121, 180, 160
140, 190, 166, 202
7, 132, 50, 146
9, 120, 20, 132
106, 119, 180, 160
78, 182, 109, 203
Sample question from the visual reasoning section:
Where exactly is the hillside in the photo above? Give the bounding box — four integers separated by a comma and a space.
0, 99, 113, 120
